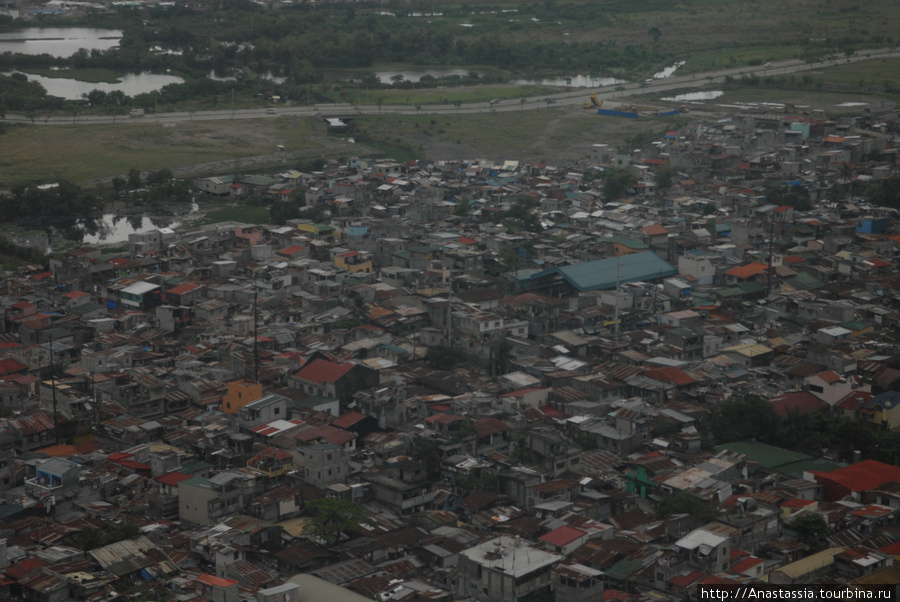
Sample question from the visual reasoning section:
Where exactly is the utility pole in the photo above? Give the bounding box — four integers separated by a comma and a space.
766, 214, 776, 299
48, 333, 59, 445
253, 272, 259, 383
446, 270, 453, 349
614, 251, 621, 340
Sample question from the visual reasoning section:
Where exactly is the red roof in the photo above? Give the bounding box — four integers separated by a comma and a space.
731, 557, 763, 573
296, 424, 357, 446
330, 412, 366, 430
167, 283, 202, 296
293, 358, 354, 385
767, 391, 827, 419
539, 405, 566, 418
850, 504, 893, 518
277, 245, 307, 256
642, 224, 669, 236
813, 371, 842, 384
539, 526, 586, 547
196, 574, 238, 588
5, 557, 49, 580
0, 358, 27, 375
252, 446, 293, 461
644, 366, 696, 386
108, 452, 151, 471
63, 291, 89, 299
425, 413, 465, 425
725, 262, 769, 279
459, 236, 478, 245
836, 391, 873, 411
474, 418, 510, 437
668, 570, 705, 588
813, 460, 900, 494
155, 471, 194, 486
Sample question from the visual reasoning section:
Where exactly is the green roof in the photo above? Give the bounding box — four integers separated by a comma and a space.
775, 457, 846, 479
69, 302, 104, 315
605, 557, 649, 581
530, 252, 676, 292
241, 175, 277, 186
715, 440, 814, 470
180, 476, 212, 489
783, 272, 823, 291
717, 281, 764, 298
178, 461, 209, 475
669, 327, 699, 338
601, 237, 648, 250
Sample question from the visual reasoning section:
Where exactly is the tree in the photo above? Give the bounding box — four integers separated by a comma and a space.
648, 26, 662, 55
302, 498, 375, 545
708, 396, 781, 444
789, 513, 829, 550
413, 439, 443, 479
127, 168, 142, 190
146, 168, 173, 187
491, 337, 512, 376
602, 168, 637, 200
425, 345, 468, 370
655, 165, 677, 191
453, 195, 471, 216
655, 491, 714, 523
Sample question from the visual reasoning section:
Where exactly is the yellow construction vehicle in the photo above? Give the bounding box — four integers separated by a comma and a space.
583, 93, 602, 109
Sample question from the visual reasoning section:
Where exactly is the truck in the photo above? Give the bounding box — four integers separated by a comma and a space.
583, 93, 602, 109
129, 108, 145, 118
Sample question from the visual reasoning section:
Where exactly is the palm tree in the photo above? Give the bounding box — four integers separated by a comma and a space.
648, 26, 662, 56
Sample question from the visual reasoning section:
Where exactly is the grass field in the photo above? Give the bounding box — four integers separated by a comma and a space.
0, 118, 322, 188
21, 67, 127, 83
1, 56, 897, 190
193, 205, 271, 226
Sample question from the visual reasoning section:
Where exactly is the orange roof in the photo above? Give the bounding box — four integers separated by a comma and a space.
642, 224, 669, 236
725, 262, 769, 279
196, 574, 238, 588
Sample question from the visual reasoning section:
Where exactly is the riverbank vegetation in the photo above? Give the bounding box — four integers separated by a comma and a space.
1, 0, 898, 116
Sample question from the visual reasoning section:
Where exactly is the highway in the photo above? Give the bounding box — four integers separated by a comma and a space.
4, 47, 898, 126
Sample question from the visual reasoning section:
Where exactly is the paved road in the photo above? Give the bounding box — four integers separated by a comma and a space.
5, 47, 898, 126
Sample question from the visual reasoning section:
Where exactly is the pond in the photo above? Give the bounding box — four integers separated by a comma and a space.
10, 71, 184, 100
0, 27, 121, 57
80, 204, 198, 245
207, 69, 286, 84
514, 75, 625, 88
653, 60, 686, 79
661, 90, 724, 102
325, 67, 474, 84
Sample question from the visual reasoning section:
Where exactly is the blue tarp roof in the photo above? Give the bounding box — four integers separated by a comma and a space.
528, 251, 677, 291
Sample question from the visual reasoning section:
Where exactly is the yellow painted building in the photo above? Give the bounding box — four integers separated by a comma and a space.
223, 379, 263, 414
334, 251, 373, 274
